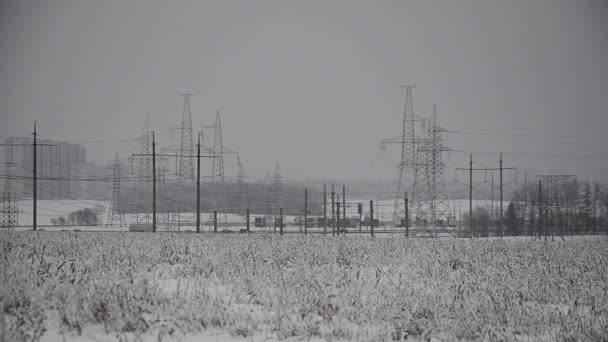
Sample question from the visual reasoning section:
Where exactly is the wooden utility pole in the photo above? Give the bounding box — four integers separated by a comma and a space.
331, 183, 335, 236
370, 200, 374, 237
455, 154, 516, 239
33, 122, 37, 231
323, 184, 327, 234
304, 188, 308, 235
1, 129, 51, 231
152, 131, 157, 233
499, 153, 503, 237
491, 172, 494, 219
405, 191, 409, 237
336, 197, 341, 235
358, 203, 362, 233
279, 206, 283, 236
524, 172, 528, 236
342, 185, 346, 232
538, 180, 542, 239
469, 154, 473, 238
213, 210, 218, 233
131, 134, 214, 234
196, 133, 201, 233
246, 208, 250, 232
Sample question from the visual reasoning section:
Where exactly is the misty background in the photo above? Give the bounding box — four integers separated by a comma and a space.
1, 0, 608, 191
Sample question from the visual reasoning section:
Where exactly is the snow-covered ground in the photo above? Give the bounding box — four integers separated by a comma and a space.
16, 198, 510, 228
3, 233, 605, 342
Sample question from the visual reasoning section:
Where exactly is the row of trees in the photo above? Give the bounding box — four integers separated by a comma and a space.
51, 207, 104, 226
510, 179, 607, 236
460, 179, 608, 237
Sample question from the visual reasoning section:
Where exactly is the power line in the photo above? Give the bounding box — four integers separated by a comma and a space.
451, 130, 608, 141
447, 150, 608, 160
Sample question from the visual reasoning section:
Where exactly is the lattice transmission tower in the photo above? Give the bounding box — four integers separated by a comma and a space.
380, 85, 422, 226
106, 153, 126, 227
1, 143, 18, 229
136, 115, 152, 224
211, 110, 225, 211
414, 105, 450, 230
178, 94, 195, 183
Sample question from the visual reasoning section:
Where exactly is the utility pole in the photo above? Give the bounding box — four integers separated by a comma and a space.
469, 154, 472, 238
279, 206, 283, 236
499, 153, 503, 237
246, 208, 250, 232
332, 184, 336, 235
323, 184, 327, 234
524, 172, 528, 236
336, 197, 341, 235
214, 210, 218, 233
342, 185, 346, 232
358, 203, 362, 233
132, 130, 214, 233
152, 131, 157, 233
491, 172, 494, 219
370, 200, 374, 237
405, 191, 409, 237
538, 180, 542, 239
33, 121, 37, 231
2, 137, 51, 230
304, 188, 308, 235
455, 154, 517, 238
196, 133, 201, 233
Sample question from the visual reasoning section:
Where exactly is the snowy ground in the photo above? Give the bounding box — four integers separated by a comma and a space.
15, 198, 509, 228
1, 232, 606, 341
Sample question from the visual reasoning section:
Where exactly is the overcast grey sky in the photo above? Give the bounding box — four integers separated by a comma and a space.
1, 0, 607, 182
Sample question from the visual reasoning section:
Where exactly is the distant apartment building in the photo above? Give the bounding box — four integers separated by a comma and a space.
2, 137, 87, 199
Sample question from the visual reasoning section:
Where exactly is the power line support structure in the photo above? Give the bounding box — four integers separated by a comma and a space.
1, 143, 18, 229
0, 127, 54, 230
304, 188, 308, 235
323, 183, 327, 234
456, 154, 516, 238
136, 115, 153, 224
152, 131, 156, 232
106, 153, 125, 227
196, 133, 201, 233
132, 133, 214, 232
178, 94, 195, 183
342, 185, 346, 233
414, 105, 451, 236
210, 110, 228, 225
331, 183, 335, 236
271, 164, 283, 231
33, 122, 37, 230
380, 85, 421, 228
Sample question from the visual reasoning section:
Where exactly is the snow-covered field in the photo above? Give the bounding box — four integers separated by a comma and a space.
16, 198, 508, 229
1, 232, 606, 341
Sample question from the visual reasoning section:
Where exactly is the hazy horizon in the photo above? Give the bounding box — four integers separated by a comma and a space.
2, 0, 608, 183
